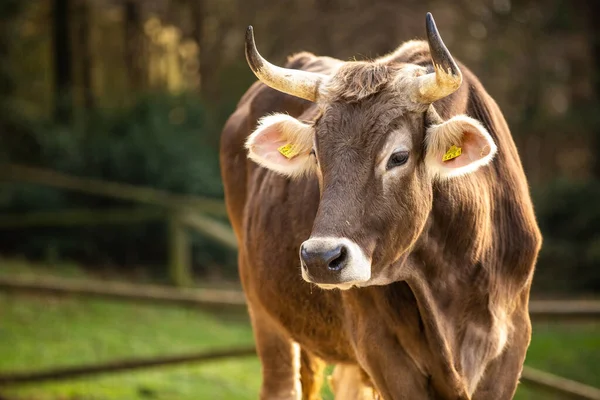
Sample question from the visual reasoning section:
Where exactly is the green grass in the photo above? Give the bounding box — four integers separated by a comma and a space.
528, 321, 599, 384
0, 292, 261, 400
0, 259, 597, 399
515, 321, 600, 400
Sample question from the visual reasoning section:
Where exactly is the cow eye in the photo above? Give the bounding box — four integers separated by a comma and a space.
386, 150, 409, 169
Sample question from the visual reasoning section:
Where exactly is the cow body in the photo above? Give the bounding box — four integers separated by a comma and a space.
220, 22, 541, 400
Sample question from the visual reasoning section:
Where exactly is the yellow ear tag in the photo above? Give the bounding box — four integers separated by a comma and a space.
442, 145, 462, 162
278, 143, 300, 159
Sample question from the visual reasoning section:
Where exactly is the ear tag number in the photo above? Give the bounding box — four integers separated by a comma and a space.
442, 145, 462, 162
278, 143, 300, 159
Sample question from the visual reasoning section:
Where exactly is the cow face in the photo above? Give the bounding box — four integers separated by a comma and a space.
246, 66, 496, 289
243, 14, 497, 289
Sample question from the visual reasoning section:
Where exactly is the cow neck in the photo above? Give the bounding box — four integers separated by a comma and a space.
400, 174, 505, 396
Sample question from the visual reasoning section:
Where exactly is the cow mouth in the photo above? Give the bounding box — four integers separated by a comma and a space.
313, 282, 358, 291
301, 262, 371, 290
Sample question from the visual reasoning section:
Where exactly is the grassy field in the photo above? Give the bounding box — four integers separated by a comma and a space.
0, 259, 598, 399
0, 292, 261, 400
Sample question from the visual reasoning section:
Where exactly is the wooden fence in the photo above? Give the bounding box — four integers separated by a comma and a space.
2, 275, 600, 320
0, 347, 258, 386
0, 164, 236, 287
0, 164, 599, 399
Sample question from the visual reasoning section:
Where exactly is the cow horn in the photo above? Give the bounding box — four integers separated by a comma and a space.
416, 13, 463, 103
245, 26, 326, 102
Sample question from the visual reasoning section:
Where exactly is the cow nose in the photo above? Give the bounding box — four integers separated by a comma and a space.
300, 241, 349, 280
299, 237, 371, 287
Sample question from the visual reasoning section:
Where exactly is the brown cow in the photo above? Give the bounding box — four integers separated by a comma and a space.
220, 12, 542, 400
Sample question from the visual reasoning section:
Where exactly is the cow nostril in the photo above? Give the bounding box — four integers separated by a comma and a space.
300, 242, 349, 273
327, 245, 347, 271
300, 244, 309, 266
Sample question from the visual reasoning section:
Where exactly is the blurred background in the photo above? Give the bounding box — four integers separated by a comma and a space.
0, 0, 598, 399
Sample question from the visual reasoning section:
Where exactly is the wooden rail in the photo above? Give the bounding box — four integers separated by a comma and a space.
0, 207, 165, 228
0, 164, 228, 216
521, 367, 600, 400
182, 211, 237, 250
1, 275, 599, 320
0, 276, 247, 310
528, 300, 600, 321
0, 347, 257, 386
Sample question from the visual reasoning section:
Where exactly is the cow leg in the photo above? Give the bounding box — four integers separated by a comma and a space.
471, 313, 531, 399
351, 326, 431, 400
328, 364, 379, 400
471, 348, 525, 400
299, 349, 326, 400
250, 308, 302, 400
358, 353, 428, 399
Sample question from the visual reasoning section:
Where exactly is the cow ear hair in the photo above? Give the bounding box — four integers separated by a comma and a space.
245, 113, 316, 177
425, 115, 497, 179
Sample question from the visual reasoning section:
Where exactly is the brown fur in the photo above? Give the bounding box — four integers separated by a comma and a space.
220, 38, 542, 399
321, 61, 400, 103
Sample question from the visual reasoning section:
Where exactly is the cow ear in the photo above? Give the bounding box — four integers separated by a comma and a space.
424, 115, 497, 179
245, 113, 316, 178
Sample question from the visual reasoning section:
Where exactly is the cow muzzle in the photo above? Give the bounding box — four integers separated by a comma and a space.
299, 237, 371, 290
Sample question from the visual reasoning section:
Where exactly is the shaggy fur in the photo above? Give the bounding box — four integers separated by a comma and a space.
321, 61, 398, 103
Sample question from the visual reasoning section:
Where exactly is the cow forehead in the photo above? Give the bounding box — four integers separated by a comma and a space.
313, 62, 429, 143
320, 61, 429, 107
314, 95, 423, 158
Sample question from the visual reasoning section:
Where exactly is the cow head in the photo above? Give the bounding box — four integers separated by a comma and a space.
244, 13, 497, 290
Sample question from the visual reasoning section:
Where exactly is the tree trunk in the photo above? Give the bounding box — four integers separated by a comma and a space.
53, 0, 73, 122
189, 0, 238, 102
124, 0, 144, 92
0, 0, 31, 163
77, 0, 94, 109
189, 0, 212, 97
588, 1, 600, 179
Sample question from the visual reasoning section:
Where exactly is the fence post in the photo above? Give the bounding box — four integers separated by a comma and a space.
167, 210, 192, 287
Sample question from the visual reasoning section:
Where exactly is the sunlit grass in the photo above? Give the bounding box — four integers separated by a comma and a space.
0, 292, 261, 400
